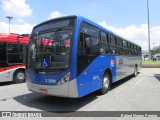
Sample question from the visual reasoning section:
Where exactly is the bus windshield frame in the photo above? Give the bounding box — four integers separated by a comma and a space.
27, 28, 74, 73
27, 17, 76, 73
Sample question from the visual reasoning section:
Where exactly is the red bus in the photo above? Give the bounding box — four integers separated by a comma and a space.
0, 33, 30, 83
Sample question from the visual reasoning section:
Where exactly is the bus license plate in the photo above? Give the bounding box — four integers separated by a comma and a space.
39, 88, 48, 94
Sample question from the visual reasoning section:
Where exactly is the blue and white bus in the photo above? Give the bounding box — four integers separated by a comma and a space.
26, 16, 142, 98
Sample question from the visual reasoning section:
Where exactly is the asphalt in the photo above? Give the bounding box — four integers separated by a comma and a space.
0, 68, 160, 120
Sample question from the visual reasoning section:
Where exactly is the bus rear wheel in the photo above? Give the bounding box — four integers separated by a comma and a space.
133, 66, 138, 77
13, 70, 25, 83
99, 73, 111, 95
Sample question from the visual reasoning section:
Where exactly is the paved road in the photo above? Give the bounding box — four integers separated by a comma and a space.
0, 68, 160, 119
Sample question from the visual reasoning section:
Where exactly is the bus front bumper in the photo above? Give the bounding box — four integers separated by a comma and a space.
26, 80, 79, 98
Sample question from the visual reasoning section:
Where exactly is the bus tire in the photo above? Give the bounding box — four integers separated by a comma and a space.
99, 72, 111, 95
13, 70, 25, 83
133, 66, 138, 77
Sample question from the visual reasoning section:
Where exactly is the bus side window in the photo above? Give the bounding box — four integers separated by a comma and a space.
119, 47, 124, 55
89, 37, 100, 56
110, 36, 115, 45
100, 31, 107, 54
124, 48, 129, 56
129, 50, 132, 56
110, 45, 117, 55
106, 34, 110, 54
106, 33, 110, 43
7, 43, 23, 64
104, 44, 110, 55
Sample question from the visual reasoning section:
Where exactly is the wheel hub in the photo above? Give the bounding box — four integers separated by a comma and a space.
135, 68, 137, 76
103, 77, 109, 89
17, 73, 24, 80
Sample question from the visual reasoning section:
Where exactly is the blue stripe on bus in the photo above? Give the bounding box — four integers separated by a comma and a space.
27, 69, 70, 85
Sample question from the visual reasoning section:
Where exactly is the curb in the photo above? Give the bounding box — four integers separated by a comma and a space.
142, 64, 160, 68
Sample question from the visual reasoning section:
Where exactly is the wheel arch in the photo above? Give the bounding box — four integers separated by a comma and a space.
103, 68, 112, 84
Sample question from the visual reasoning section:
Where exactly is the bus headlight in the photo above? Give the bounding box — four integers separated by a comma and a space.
58, 72, 70, 85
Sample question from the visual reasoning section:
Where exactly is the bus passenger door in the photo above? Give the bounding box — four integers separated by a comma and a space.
77, 33, 92, 96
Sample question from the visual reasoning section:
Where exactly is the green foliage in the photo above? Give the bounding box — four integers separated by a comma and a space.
151, 46, 160, 55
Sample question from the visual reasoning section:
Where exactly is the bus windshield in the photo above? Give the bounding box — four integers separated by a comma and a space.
28, 30, 73, 71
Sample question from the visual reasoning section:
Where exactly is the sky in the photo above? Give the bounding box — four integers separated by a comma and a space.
0, 0, 160, 51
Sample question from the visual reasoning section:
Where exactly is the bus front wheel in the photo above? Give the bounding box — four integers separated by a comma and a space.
13, 70, 25, 83
99, 73, 111, 95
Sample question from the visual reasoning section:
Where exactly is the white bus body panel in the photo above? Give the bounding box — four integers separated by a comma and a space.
0, 66, 25, 83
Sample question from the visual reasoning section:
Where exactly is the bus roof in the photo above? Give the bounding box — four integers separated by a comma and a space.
0, 33, 30, 44
32, 15, 141, 48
